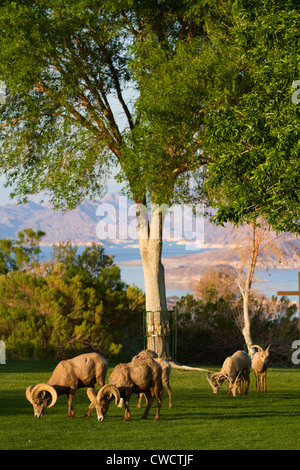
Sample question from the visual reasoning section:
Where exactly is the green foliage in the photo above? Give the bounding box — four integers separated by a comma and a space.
0, 0, 231, 208
0, 236, 145, 360
201, 1, 300, 233
0, 228, 45, 273
117, 0, 300, 232
0, 0, 128, 208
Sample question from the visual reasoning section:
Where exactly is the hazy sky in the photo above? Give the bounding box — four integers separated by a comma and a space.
0, 87, 134, 206
0, 173, 123, 206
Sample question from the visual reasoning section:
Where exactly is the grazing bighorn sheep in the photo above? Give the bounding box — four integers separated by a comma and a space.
206, 350, 251, 396
26, 353, 108, 418
132, 349, 173, 409
251, 344, 270, 392
87, 356, 164, 421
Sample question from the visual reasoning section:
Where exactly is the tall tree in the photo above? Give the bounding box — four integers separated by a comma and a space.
234, 220, 288, 354
0, 0, 216, 356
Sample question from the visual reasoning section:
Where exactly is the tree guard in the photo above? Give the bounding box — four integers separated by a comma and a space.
143, 310, 177, 359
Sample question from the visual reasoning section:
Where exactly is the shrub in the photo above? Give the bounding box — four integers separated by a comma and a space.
0, 238, 145, 361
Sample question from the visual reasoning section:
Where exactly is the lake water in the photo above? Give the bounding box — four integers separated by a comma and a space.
40, 242, 300, 302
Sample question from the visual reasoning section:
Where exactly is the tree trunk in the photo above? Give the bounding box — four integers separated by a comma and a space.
242, 282, 253, 357
240, 222, 258, 358
136, 202, 169, 357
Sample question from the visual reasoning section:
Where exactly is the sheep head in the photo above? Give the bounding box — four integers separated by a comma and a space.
226, 372, 243, 397
252, 344, 270, 362
87, 384, 121, 422
206, 372, 242, 396
26, 384, 57, 418
206, 372, 225, 394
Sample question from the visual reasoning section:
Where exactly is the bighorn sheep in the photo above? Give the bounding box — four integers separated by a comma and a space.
132, 349, 173, 409
251, 344, 270, 392
206, 350, 251, 396
26, 352, 108, 418
87, 356, 164, 421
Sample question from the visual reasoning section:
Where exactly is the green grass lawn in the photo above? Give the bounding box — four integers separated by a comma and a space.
1, 360, 300, 450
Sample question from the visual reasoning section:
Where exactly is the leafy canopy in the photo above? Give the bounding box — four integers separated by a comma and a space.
203, 0, 300, 234
0, 0, 216, 208
1, 0, 298, 231
123, 0, 300, 233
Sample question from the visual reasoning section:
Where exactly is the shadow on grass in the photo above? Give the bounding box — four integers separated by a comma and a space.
1, 360, 57, 374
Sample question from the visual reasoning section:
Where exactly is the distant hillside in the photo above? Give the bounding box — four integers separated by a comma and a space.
0, 191, 280, 247
0, 193, 299, 291
0, 199, 101, 245
162, 237, 300, 290
0, 192, 131, 245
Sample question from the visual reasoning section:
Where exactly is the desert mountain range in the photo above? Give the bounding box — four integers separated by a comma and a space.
0, 192, 299, 291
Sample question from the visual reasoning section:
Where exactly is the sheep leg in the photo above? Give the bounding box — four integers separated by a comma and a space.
85, 387, 97, 417
141, 390, 154, 419
138, 389, 156, 408
253, 370, 259, 391
152, 384, 162, 420
238, 379, 244, 396
66, 392, 75, 418
85, 400, 95, 417
164, 384, 172, 408
264, 373, 267, 392
136, 393, 143, 408
123, 405, 132, 420
123, 409, 132, 420
244, 377, 250, 395
262, 372, 267, 392
123, 393, 132, 421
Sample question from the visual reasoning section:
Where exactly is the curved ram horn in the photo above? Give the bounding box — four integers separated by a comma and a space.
87, 387, 97, 403
210, 372, 223, 381
206, 372, 221, 384
30, 383, 58, 408
252, 344, 264, 352
25, 386, 35, 405
234, 371, 243, 383
222, 373, 232, 383
97, 384, 120, 406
